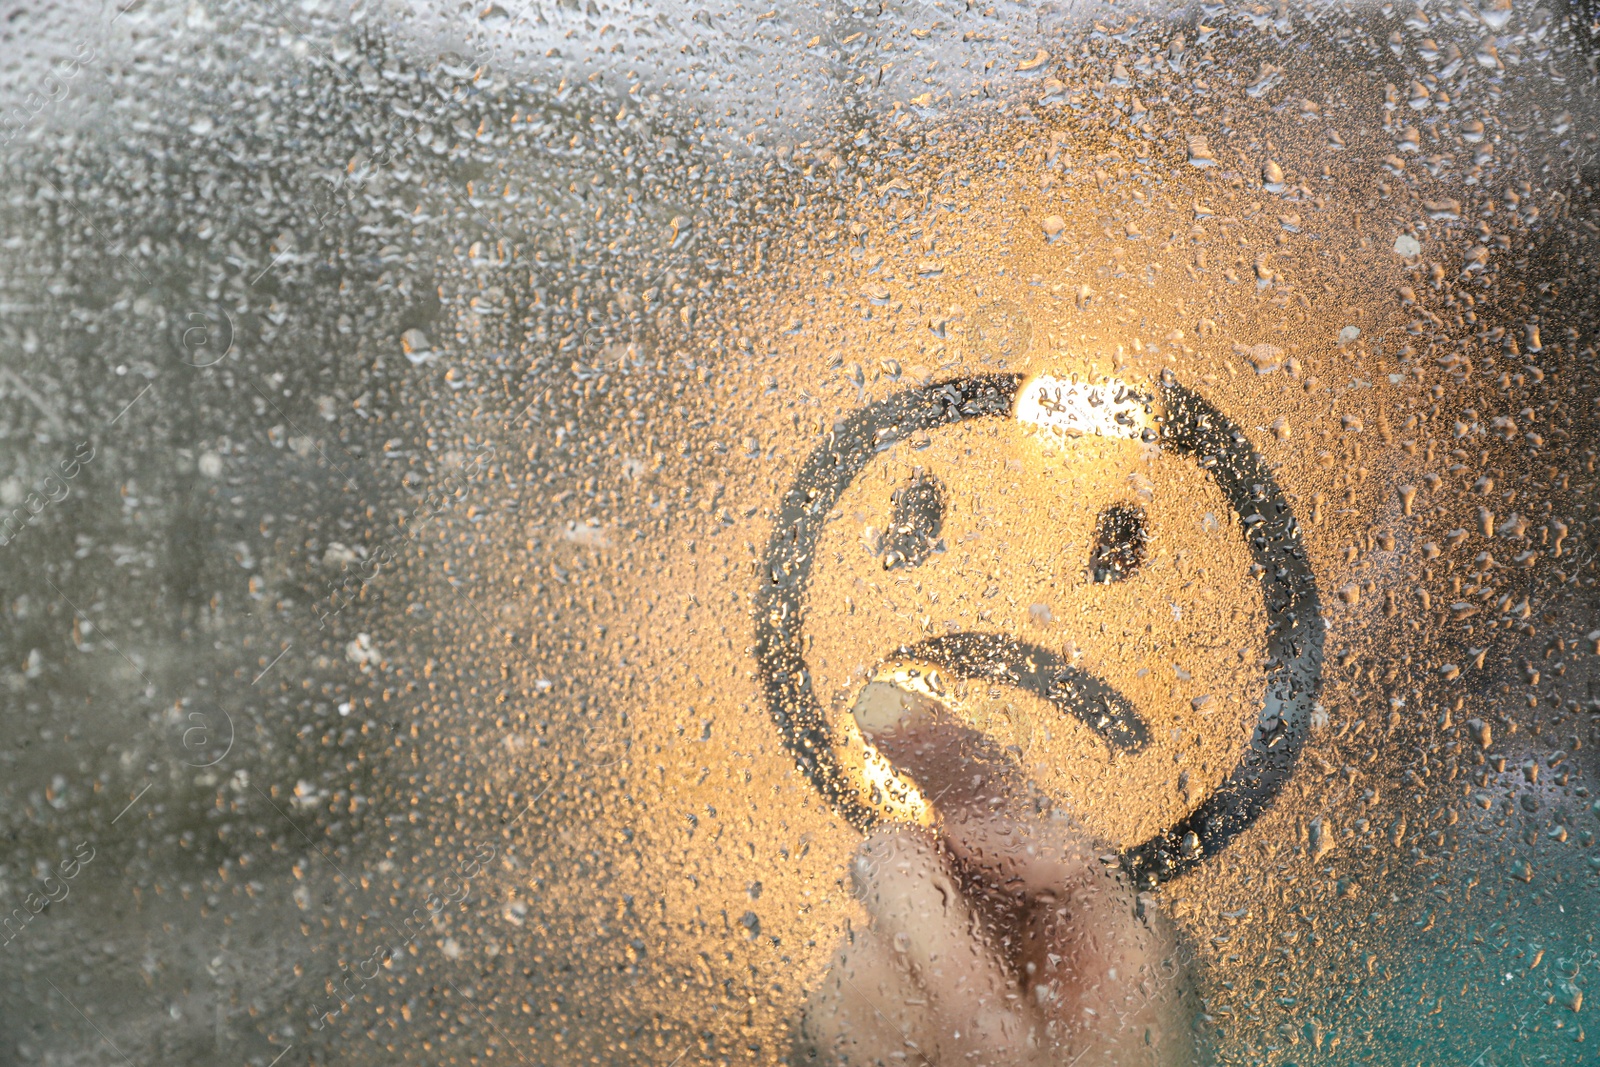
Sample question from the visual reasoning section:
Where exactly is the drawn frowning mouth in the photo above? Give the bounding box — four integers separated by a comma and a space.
867, 632, 1150, 754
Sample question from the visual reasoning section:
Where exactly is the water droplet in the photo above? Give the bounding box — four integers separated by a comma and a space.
1017, 48, 1050, 72
1479, 0, 1514, 31
401, 328, 435, 364
1262, 159, 1285, 192
1187, 136, 1217, 167
1309, 817, 1336, 861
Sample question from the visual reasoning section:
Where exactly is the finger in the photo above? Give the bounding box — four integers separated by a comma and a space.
853, 681, 1022, 816
1018, 891, 1194, 1064
1016, 877, 1157, 1002
948, 806, 1157, 1054
852, 827, 1034, 1062
855, 686, 1195, 1060
1005, 835, 1177, 1054
853, 682, 1101, 897
854, 685, 1193, 1059
855, 684, 1151, 997
802, 926, 930, 1066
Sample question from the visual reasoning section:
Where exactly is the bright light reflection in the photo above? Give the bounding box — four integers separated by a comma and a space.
845, 662, 956, 824
1014, 374, 1154, 440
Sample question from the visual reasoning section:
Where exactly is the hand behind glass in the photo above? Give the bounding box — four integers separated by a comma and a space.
801, 684, 1197, 1066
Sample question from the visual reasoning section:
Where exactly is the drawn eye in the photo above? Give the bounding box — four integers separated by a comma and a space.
1089, 503, 1148, 583
881, 475, 946, 570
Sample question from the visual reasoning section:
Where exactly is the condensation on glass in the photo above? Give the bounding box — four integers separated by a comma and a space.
0, 0, 1596, 1065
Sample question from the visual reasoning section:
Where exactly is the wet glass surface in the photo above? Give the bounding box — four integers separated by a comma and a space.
1, 0, 1598, 1064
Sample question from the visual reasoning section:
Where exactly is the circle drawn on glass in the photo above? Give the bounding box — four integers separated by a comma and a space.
753, 374, 1325, 884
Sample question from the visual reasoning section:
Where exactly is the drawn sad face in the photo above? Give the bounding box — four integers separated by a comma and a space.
754, 374, 1324, 882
